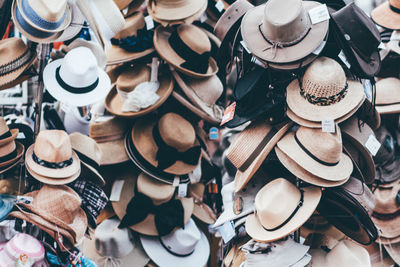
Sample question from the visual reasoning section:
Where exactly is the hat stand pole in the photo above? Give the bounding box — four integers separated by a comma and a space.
294, 177, 301, 243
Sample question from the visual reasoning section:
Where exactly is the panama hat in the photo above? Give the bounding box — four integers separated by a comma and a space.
286, 57, 365, 122
52, 0, 85, 43
371, 0, 400, 30
375, 78, 400, 114
245, 178, 321, 242
240, 0, 329, 64
43, 47, 111, 107
147, 0, 206, 21
154, 24, 218, 78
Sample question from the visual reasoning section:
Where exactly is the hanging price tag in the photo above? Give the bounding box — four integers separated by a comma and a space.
219, 221, 236, 243
145, 15, 155, 30
365, 134, 381, 156
110, 180, 125, 202
178, 183, 188, 197
173, 176, 180, 187
200, 12, 208, 23
338, 50, 351, 69
321, 119, 335, 133
378, 42, 386, 49
215, 0, 224, 12
240, 41, 251, 54
221, 102, 236, 126
308, 4, 330, 25
363, 79, 372, 101
209, 127, 219, 140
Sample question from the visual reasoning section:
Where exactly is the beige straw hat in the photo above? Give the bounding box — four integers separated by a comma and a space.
286, 57, 365, 122
375, 77, 400, 114
189, 183, 216, 225
147, 0, 206, 21
245, 178, 321, 242
0, 118, 19, 147
371, 0, 400, 30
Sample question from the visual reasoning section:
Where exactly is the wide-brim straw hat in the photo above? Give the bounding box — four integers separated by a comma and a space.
371, 0, 400, 30
146, 0, 207, 21
0, 141, 24, 169
240, 0, 329, 64
375, 77, 400, 114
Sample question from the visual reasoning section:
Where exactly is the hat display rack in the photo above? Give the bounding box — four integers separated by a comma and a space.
0, 0, 399, 266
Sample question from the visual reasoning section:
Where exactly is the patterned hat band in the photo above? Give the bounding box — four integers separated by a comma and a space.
0, 49, 32, 77
300, 82, 349, 106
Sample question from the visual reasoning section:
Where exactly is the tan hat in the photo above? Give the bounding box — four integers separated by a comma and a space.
189, 183, 217, 225
112, 172, 194, 236
375, 78, 400, 114
240, 0, 329, 63
366, 243, 396, 267
69, 132, 105, 187
245, 178, 321, 242
0, 140, 24, 170
25, 130, 81, 184
371, 0, 400, 30
286, 57, 365, 122
131, 113, 201, 175
147, 0, 206, 21
154, 24, 218, 78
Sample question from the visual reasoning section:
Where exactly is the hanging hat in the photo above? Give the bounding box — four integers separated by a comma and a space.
0, 118, 24, 170
371, 0, 400, 30
52, 0, 85, 43
188, 183, 216, 225
240, 0, 329, 64
286, 57, 365, 122
141, 218, 210, 267
69, 132, 105, 187
375, 77, 400, 114
25, 130, 81, 185
147, 0, 207, 21
43, 47, 111, 107
111, 172, 194, 236
154, 24, 218, 78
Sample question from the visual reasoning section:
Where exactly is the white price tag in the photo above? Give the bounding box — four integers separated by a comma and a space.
145, 15, 155, 30
363, 79, 372, 101
312, 41, 326, 55
365, 134, 381, 156
172, 176, 180, 187
178, 183, 188, 197
95, 115, 114, 123
122, 7, 129, 15
110, 180, 125, 202
338, 50, 351, 69
253, 57, 267, 68
378, 42, 386, 49
308, 4, 330, 25
219, 221, 236, 243
200, 12, 208, 23
240, 40, 251, 54
215, 0, 224, 12
321, 119, 335, 133
17, 132, 25, 139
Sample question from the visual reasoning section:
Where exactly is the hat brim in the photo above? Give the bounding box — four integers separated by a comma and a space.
371, 2, 400, 30
98, 138, 130, 166
106, 47, 155, 66
154, 26, 219, 78
0, 141, 24, 168
43, 59, 111, 107
25, 163, 80, 185
372, 216, 400, 239
147, 0, 206, 21
376, 103, 400, 115
241, 1, 329, 63
384, 243, 400, 266
0, 156, 23, 175
80, 162, 105, 187
52, 0, 85, 42
0, 129, 19, 147
245, 185, 321, 242
193, 203, 216, 225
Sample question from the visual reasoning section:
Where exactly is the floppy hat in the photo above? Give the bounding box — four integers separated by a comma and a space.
112, 172, 193, 236
371, 0, 400, 30
107, 12, 155, 65
25, 130, 81, 184
375, 78, 400, 114
240, 0, 329, 64
43, 47, 111, 107
141, 218, 210, 267
286, 57, 365, 122
69, 132, 105, 187
147, 0, 206, 21
131, 113, 201, 175
154, 24, 218, 78
245, 178, 321, 242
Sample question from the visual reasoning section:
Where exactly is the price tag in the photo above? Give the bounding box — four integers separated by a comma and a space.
338, 50, 351, 69
391, 30, 400, 41
16, 196, 33, 204
209, 127, 219, 140
95, 115, 114, 123
321, 119, 335, 133
110, 180, 125, 202
219, 221, 236, 243
308, 4, 330, 25
253, 57, 267, 68
365, 134, 381, 156
240, 41, 251, 54
17, 132, 25, 139
200, 12, 208, 23
378, 42, 386, 49
178, 183, 188, 197
363, 79, 372, 101
215, 0, 224, 12
221, 102, 236, 126
173, 176, 180, 187
145, 15, 155, 30
312, 41, 326, 55
122, 7, 129, 15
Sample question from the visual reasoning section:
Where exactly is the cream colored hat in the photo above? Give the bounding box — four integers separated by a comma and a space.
375, 77, 400, 114
147, 0, 207, 21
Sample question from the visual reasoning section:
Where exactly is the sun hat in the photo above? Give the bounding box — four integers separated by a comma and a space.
223, 237, 249, 267
371, 0, 400, 30
286, 57, 365, 122
245, 178, 321, 242
130, 113, 201, 175
83, 218, 150, 267
89, 116, 130, 166
154, 24, 218, 78
240, 0, 329, 64
43, 47, 111, 107
354, 98, 381, 131
141, 218, 210, 267
25, 130, 80, 185
188, 183, 216, 225
0, 195, 16, 222
107, 12, 155, 65
375, 78, 400, 114
147, 0, 206, 21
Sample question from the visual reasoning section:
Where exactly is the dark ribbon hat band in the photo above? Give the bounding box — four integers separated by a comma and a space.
0, 148, 17, 162
55, 66, 99, 94
390, 3, 400, 14
21, 0, 66, 30
15, 6, 55, 39
73, 150, 100, 172
0, 50, 32, 77
0, 131, 12, 140
258, 23, 311, 49
300, 82, 349, 106
32, 152, 73, 169
111, 28, 154, 53
294, 134, 339, 166
159, 238, 195, 257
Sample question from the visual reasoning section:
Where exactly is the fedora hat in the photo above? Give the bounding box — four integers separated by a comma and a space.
372, 0, 400, 30
43, 47, 111, 107
112, 172, 194, 236
147, 0, 206, 21
105, 61, 173, 118
0, 140, 24, 170
25, 130, 81, 185
131, 113, 201, 175
286, 57, 365, 122
277, 125, 353, 184
172, 71, 224, 125
154, 24, 218, 78
245, 178, 321, 242
52, 0, 85, 43
107, 12, 155, 65
375, 78, 400, 114
141, 218, 210, 267
240, 0, 329, 64
188, 183, 216, 225
0, 118, 19, 148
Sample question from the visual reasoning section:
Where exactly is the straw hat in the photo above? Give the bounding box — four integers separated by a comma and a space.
147, 0, 206, 21
112, 172, 194, 236
154, 24, 218, 78
240, 0, 329, 63
105, 63, 173, 118
107, 12, 155, 65
371, 0, 400, 30
52, 0, 85, 43
375, 78, 400, 114
286, 57, 365, 122
245, 178, 321, 242
69, 132, 105, 187
383, 242, 400, 266
189, 183, 217, 225
131, 113, 201, 175
25, 130, 81, 184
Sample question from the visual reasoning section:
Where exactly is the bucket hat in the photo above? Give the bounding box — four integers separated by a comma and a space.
375, 78, 400, 114
371, 0, 400, 30
245, 178, 321, 242
112, 172, 194, 236
25, 130, 81, 185
147, 0, 207, 21
240, 0, 329, 64
286, 57, 365, 122
43, 47, 111, 107
140, 218, 210, 267
154, 24, 218, 78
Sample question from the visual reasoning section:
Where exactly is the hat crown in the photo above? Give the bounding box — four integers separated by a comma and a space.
302, 57, 347, 100
27, 0, 67, 22
0, 38, 29, 66
326, 240, 370, 267
137, 173, 175, 205
34, 130, 73, 163
374, 182, 400, 214
376, 78, 400, 105
114, 12, 145, 39
391, 0, 400, 9
255, 178, 301, 229
177, 25, 211, 55
158, 113, 196, 152
69, 132, 102, 164
90, 117, 129, 140
117, 65, 150, 93
185, 75, 223, 105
